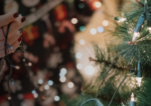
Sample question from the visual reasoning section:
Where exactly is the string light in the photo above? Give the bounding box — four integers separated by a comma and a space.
84, 65, 95, 75
54, 96, 60, 101
130, 93, 135, 106
15, 66, 20, 70
68, 82, 74, 88
76, 52, 83, 59
48, 80, 54, 86
38, 79, 43, 84
33, 93, 38, 98
59, 77, 66, 83
71, 18, 78, 24
32, 90, 36, 94
90, 28, 97, 35
136, 61, 142, 87
97, 26, 104, 33
76, 63, 83, 69
132, 32, 140, 42
79, 39, 85, 45
117, 18, 126, 22
28, 62, 32, 66
94, 1, 101, 8
147, 13, 151, 32
8, 96, 11, 100
102, 20, 109, 26
44, 84, 50, 90
78, 3, 85, 9
60, 68, 67, 75
79, 26, 86, 31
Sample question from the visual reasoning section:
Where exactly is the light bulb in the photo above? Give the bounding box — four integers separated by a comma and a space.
71, 18, 78, 24
131, 93, 135, 101
136, 77, 142, 87
132, 32, 140, 41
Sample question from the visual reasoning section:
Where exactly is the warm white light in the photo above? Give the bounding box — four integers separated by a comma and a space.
15, 66, 20, 70
131, 93, 135, 101
79, 39, 85, 45
84, 65, 95, 75
60, 77, 66, 83
54, 96, 60, 101
90, 28, 97, 35
71, 18, 78, 24
68, 82, 74, 88
48, 80, 54, 86
132, 32, 140, 41
60, 68, 67, 75
76, 52, 82, 59
44, 84, 50, 90
8, 96, 11, 100
136, 77, 142, 87
76, 63, 83, 69
28, 62, 32, 66
38, 79, 43, 84
34, 93, 38, 98
118, 18, 126, 22
94, 2, 101, 8
102, 20, 109, 26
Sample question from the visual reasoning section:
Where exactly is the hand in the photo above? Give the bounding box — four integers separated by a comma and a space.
0, 12, 26, 58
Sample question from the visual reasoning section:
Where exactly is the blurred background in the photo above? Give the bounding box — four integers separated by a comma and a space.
0, 0, 123, 106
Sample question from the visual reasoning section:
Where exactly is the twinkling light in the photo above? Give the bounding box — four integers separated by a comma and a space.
15, 66, 20, 70
34, 93, 38, 98
90, 28, 97, 35
79, 39, 85, 45
8, 96, 11, 100
94, 1, 101, 8
38, 79, 43, 84
60, 68, 67, 75
32, 90, 36, 94
97, 26, 104, 33
76, 52, 82, 59
60, 77, 66, 83
68, 82, 74, 88
76, 63, 83, 69
71, 18, 78, 24
79, 26, 86, 31
48, 80, 54, 86
28, 62, 32, 66
54, 96, 60, 101
84, 65, 95, 75
44, 84, 50, 90
102, 20, 109, 26
78, 3, 85, 9
136, 77, 142, 87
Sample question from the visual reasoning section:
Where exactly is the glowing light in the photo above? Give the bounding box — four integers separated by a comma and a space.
59, 77, 66, 83
68, 82, 74, 88
28, 62, 32, 66
44, 84, 50, 90
48, 80, 54, 86
132, 32, 140, 41
32, 90, 36, 94
84, 65, 95, 75
76, 52, 82, 59
94, 2, 101, 8
8, 96, 11, 100
102, 20, 109, 26
38, 79, 43, 84
34, 93, 38, 98
97, 26, 104, 33
54, 96, 60, 101
15, 66, 20, 70
23, 59, 25, 62
118, 18, 126, 22
71, 18, 78, 24
131, 93, 135, 101
79, 39, 85, 45
90, 28, 97, 35
78, 3, 85, 9
79, 26, 86, 31
60, 68, 67, 75
76, 63, 83, 69
136, 77, 142, 87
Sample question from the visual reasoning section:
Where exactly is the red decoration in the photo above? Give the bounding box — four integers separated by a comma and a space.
54, 5, 67, 21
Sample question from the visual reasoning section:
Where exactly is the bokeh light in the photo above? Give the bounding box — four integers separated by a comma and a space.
15, 66, 20, 70
79, 39, 85, 45
76, 63, 83, 69
97, 26, 104, 33
54, 96, 60, 101
68, 82, 74, 88
60, 77, 66, 83
28, 62, 32, 66
71, 18, 78, 24
48, 80, 54, 86
76, 52, 82, 59
44, 84, 50, 90
94, 1, 101, 8
102, 20, 109, 26
79, 26, 86, 31
84, 65, 95, 75
90, 28, 97, 35
38, 79, 43, 84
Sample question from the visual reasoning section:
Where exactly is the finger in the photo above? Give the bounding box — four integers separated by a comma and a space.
0, 40, 21, 58
0, 30, 22, 50
0, 12, 19, 27
0, 16, 26, 40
